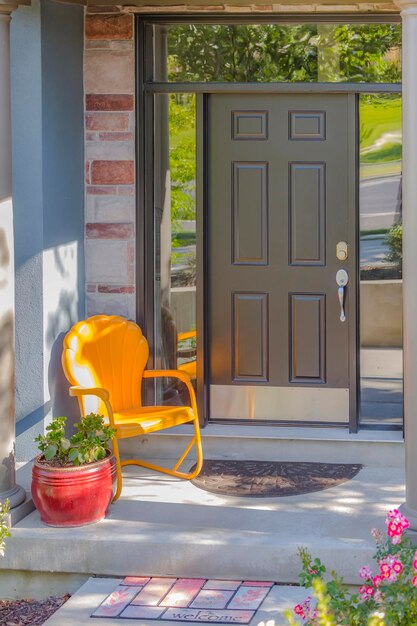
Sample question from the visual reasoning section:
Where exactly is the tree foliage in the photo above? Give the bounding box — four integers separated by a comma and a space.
168, 24, 401, 83
169, 94, 196, 223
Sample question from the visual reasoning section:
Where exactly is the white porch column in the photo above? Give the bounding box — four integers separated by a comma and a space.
0, 4, 25, 510
394, 0, 417, 529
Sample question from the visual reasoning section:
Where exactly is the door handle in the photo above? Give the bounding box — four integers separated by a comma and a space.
336, 269, 349, 322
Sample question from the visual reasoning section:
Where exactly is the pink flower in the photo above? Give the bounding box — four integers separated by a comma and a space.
359, 585, 375, 602
373, 575, 383, 587
359, 565, 373, 580
309, 569, 317, 575
413, 576, 417, 587
380, 563, 391, 579
388, 571, 398, 583
392, 559, 403, 574
374, 590, 384, 604
386, 510, 410, 543
402, 515, 410, 529
294, 604, 306, 619
388, 522, 401, 536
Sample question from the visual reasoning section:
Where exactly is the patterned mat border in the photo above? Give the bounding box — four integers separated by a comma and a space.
92, 577, 275, 623
190, 460, 363, 498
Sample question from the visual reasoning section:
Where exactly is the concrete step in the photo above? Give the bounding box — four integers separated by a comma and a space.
1, 464, 404, 587
42, 577, 307, 626
123, 423, 404, 468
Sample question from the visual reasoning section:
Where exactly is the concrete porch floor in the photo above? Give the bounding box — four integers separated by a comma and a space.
1, 457, 405, 588
42, 577, 307, 626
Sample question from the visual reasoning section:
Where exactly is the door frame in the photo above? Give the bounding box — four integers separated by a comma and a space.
135, 15, 402, 432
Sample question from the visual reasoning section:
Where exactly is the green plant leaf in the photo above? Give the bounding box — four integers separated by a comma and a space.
44, 444, 58, 460
68, 448, 79, 463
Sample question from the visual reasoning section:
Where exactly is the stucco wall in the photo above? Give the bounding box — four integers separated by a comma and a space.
11, 0, 85, 461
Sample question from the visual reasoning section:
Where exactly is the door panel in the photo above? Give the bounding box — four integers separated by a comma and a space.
208, 94, 356, 423
289, 293, 326, 383
232, 292, 269, 382
289, 163, 325, 266
232, 162, 268, 265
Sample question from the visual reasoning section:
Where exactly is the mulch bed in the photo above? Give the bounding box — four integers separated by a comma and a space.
0, 595, 70, 626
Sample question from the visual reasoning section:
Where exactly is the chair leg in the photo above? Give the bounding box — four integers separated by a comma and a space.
111, 438, 123, 502
120, 417, 204, 480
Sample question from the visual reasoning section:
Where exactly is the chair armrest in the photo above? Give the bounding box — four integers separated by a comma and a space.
143, 370, 197, 415
69, 386, 114, 426
178, 330, 196, 342
69, 386, 109, 401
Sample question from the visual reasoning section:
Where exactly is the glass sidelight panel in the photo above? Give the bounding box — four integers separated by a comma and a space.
154, 92, 197, 405
359, 94, 403, 427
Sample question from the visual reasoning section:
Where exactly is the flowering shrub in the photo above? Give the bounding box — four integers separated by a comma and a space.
286, 509, 417, 625
0, 499, 10, 557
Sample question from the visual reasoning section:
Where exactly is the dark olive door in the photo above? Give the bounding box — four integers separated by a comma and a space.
208, 94, 356, 424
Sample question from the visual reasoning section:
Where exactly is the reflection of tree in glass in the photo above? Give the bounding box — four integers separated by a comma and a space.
169, 94, 196, 223
385, 223, 402, 267
167, 24, 401, 83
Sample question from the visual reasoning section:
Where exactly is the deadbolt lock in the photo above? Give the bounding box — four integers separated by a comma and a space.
336, 241, 348, 261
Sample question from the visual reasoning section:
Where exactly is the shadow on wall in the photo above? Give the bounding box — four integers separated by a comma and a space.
48, 332, 79, 435
45, 287, 77, 351
44, 243, 80, 433
0, 312, 15, 491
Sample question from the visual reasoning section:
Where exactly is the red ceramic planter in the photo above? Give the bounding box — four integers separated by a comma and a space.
31, 454, 117, 527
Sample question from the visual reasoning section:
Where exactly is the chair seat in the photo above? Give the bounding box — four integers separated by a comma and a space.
113, 405, 195, 437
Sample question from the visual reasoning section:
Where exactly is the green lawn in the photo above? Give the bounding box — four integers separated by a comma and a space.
360, 96, 402, 176
360, 95, 402, 150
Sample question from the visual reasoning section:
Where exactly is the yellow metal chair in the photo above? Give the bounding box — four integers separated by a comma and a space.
161, 306, 197, 382
61, 315, 203, 501
177, 330, 197, 380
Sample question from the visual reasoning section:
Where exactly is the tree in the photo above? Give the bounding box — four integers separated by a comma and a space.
168, 24, 401, 83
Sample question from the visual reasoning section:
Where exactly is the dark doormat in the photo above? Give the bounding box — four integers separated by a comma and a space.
190, 460, 362, 498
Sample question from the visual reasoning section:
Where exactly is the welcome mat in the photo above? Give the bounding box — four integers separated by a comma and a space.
190, 460, 362, 497
92, 578, 274, 623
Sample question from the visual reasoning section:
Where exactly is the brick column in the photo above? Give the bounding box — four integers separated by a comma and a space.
0, 6, 25, 510
84, 13, 136, 319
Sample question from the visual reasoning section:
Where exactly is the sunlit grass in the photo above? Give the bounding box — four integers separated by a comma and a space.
360, 96, 402, 150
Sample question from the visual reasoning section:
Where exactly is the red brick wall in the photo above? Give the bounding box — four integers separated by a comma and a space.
84, 12, 136, 318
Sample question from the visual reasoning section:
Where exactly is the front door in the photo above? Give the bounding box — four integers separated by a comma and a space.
208, 94, 356, 425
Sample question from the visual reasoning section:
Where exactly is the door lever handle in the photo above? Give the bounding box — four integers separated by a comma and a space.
336, 269, 349, 323
338, 286, 346, 322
